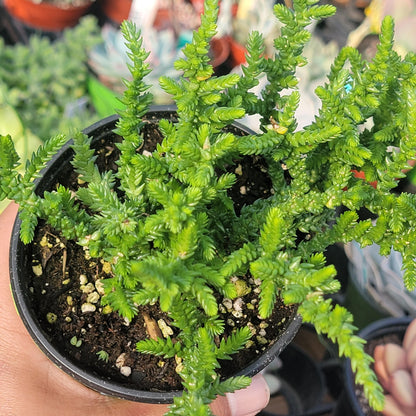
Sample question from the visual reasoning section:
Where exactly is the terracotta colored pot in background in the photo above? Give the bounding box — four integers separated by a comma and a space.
100, 0, 132, 25
226, 35, 247, 67
4, 0, 93, 31
210, 36, 230, 72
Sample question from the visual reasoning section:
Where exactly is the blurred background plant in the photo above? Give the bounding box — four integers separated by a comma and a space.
0, 86, 42, 213
346, 0, 416, 55
0, 15, 101, 142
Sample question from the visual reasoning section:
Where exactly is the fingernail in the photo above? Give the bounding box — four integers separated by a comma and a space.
226, 374, 270, 416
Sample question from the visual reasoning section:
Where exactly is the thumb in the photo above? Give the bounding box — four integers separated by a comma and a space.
210, 374, 270, 416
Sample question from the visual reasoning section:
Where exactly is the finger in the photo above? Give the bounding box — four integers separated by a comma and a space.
109, 401, 170, 416
210, 374, 270, 416
0, 202, 18, 254
0, 202, 19, 314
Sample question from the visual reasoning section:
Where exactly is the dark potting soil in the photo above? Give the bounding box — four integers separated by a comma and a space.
30, 230, 296, 391
27, 115, 297, 393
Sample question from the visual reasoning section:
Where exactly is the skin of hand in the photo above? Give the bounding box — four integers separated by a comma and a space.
0, 203, 270, 416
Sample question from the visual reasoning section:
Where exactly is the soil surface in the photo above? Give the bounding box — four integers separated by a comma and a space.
26, 114, 297, 393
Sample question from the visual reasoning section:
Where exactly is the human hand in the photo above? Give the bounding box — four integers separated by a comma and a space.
0, 203, 270, 416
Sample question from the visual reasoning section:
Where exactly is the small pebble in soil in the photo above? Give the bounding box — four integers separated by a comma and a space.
233, 298, 244, 312
256, 335, 268, 345
222, 298, 233, 311
101, 261, 112, 274
259, 329, 267, 337
232, 310, 244, 318
79, 274, 88, 285
95, 279, 105, 295
247, 322, 256, 335
87, 291, 100, 304
83, 247, 91, 260
116, 353, 126, 368
175, 355, 184, 373
245, 340, 255, 349
158, 319, 174, 338
40, 235, 51, 247
81, 302, 96, 313
81, 283, 95, 294
120, 366, 132, 377
32, 264, 43, 276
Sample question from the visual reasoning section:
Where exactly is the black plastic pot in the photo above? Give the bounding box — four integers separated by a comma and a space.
335, 316, 413, 416
260, 343, 326, 416
9, 105, 302, 403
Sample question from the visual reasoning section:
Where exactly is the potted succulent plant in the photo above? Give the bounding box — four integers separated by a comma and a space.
1, 0, 416, 414
4, 0, 95, 31
373, 318, 416, 416
337, 316, 415, 416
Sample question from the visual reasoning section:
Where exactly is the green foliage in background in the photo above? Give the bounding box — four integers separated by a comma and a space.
0, 16, 101, 142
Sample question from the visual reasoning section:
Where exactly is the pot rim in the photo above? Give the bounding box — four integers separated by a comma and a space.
9, 106, 302, 403
4, 0, 93, 31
